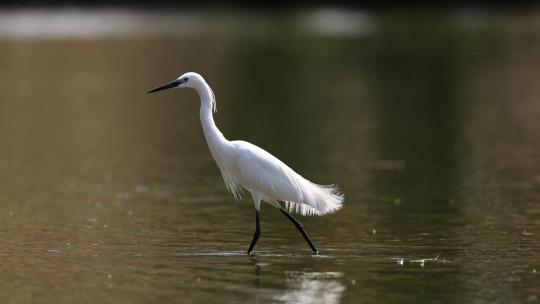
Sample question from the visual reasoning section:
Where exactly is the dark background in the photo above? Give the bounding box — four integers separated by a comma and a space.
1, 0, 538, 8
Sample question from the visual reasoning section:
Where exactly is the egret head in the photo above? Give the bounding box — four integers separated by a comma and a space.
147, 72, 205, 93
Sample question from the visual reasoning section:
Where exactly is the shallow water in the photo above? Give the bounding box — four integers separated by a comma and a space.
1, 8, 539, 303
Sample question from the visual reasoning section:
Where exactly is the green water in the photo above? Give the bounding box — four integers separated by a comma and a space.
0, 9, 539, 303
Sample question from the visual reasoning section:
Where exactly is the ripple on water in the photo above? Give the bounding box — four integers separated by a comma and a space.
46, 249, 63, 253
174, 251, 324, 258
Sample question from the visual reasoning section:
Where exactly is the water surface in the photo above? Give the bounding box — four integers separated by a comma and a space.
0, 8, 539, 303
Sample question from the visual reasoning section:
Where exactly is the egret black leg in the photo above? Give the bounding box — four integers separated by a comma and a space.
279, 208, 318, 254
247, 209, 261, 256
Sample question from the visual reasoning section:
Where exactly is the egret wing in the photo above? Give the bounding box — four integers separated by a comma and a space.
231, 141, 344, 216
233, 141, 303, 203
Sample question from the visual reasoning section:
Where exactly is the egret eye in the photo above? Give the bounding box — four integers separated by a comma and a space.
184, 77, 188, 81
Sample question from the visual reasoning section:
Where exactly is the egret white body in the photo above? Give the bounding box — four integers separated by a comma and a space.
148, 72, 344, 255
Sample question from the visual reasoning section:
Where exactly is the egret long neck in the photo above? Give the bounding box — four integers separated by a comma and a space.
197, 83, 229, 162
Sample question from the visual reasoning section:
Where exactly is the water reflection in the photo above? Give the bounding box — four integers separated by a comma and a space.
275, 271, 346, 304
367, 13, 464, 211
1, 7, 540, 304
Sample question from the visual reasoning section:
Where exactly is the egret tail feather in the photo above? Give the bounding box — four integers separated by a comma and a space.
284, 183, 344, 216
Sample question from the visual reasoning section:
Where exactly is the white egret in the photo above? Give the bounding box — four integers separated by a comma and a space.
148, 72, 344, 255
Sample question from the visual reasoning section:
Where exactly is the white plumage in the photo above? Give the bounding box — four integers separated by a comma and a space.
231, 140, 343, 216
148, 72, 344, 254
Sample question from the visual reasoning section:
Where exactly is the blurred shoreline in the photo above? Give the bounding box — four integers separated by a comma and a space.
0, 7, 378, 39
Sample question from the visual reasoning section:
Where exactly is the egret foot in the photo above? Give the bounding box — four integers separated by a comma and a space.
280, 208, 319, 253
247, 209, 260, 256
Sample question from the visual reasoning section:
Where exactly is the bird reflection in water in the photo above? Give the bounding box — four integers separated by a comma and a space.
275, 271, 346, 304
250, 258, 346, 304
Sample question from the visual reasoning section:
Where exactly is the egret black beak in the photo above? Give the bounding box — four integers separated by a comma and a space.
147, 79, 184, 94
